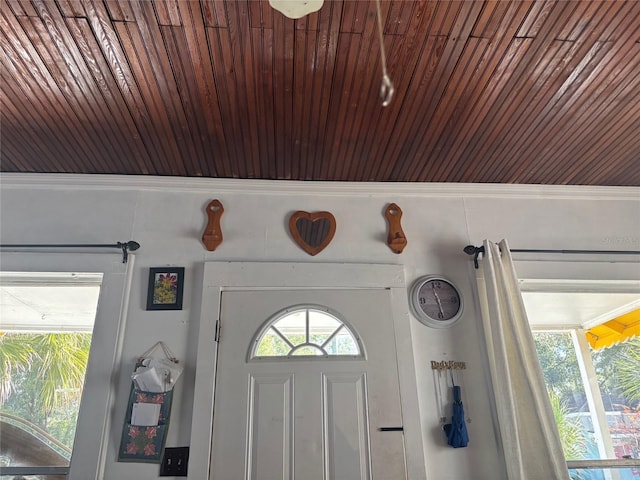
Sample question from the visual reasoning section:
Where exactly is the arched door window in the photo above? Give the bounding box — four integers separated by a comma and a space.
249, 305, 363, 360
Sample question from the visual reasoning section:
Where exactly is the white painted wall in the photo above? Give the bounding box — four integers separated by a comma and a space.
1, 174, 639, 480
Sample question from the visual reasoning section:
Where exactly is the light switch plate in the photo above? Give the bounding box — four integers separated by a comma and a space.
160, 446, 189, 477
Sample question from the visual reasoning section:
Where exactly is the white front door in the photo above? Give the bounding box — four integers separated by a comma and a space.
210, 289, 407, 480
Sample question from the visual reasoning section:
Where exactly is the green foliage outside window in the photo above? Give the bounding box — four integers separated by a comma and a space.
533, 332, 640, 466
605, 338, 640, 402
0, 332, 91, 448
548, 390, 587, 460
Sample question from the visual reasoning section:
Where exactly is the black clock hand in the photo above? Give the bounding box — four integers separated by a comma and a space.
432, 284, 444, 317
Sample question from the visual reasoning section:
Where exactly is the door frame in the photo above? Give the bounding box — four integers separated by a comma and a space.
188, 262, 426, 480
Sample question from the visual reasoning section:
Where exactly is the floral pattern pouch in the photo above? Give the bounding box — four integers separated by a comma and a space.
118, 387, 173, 463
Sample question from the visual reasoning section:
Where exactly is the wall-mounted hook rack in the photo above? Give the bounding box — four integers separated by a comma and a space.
431, 360, 466, 370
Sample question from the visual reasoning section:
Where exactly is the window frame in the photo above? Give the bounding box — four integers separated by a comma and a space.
248, 304, 364, 361
523, 276, 640, 475
0, 252, 133, 480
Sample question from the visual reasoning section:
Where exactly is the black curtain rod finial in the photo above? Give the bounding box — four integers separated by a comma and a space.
463, 245, 481, 256
117, 241, 140, 263
464, 245, 484, 269
118, 240, 141, 262
125, 241, 141, 251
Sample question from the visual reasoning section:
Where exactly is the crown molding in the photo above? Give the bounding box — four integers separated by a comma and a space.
1, 173, 639, 200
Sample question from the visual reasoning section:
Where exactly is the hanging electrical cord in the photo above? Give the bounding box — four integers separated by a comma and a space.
375, 0, 394, 107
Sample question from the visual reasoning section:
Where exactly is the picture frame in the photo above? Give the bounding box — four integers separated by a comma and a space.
146, 267, 185, 311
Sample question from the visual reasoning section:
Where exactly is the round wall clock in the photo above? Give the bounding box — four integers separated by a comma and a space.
409, 275, 464, 328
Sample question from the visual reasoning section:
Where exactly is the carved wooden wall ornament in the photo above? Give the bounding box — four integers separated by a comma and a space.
289, 211, 336, 256
202, 199, 224, 251
385, 203, 407, 254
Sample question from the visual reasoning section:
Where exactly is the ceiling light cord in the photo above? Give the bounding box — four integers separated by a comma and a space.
375, 0, 394, 107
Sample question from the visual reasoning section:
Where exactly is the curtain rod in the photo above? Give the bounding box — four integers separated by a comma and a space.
464, 244, 640, 269
0, 240, 140, 263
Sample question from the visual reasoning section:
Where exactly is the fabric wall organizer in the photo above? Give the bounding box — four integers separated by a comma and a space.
118, 342, 182, 463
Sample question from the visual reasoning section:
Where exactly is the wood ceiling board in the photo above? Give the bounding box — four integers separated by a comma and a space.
207, 22, 242, 174
348, 2, 430, 181
162, 24, 212, 176
154, 0, 181, 27
296, 28, 322, 179
57, 0, 86, 18
532, 6, 640, 180
292, 27, 312, 179
0, 60, 77, 172
540, 44, 640, 185
309, 0, 341, 178
334, 1, 383, 180
492, 5, 615, 180
105, 0, 135, 22
6, 0, 38, 17
459, 2, 581, 183
502, 41, 613, 183
377, 1, 462, 180
202, 0, 227, 28
248, 0, 271, 30
250, 27, 276, 178
384, 0, 413, 36
471, 0, 513, 40
516, 0, 554, 39
70, 18, 155, 174
0, 134, 34, 172
0, 105, 57, 171
405, 1, 486, 181
114, 20, 184, 175
177, 0, 231, 175
1, 0, 639, 186
402, 0, 486, 182
555, 0, 603, 42
599, 0, 639, 42
482, 40, 578, 183
3, 12, 107, 172
226, 0, 259, 178
340, 0, 366, 35
316, 31, 351, 179
86, 0, 175, 173
130, 0, 201, 175
432, 1, 534, 181
415, 36, 491, 181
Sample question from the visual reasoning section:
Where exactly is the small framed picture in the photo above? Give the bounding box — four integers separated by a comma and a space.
146, 267, 185, 311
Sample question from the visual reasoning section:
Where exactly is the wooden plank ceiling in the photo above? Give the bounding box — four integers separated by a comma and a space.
1, 0, 639, 185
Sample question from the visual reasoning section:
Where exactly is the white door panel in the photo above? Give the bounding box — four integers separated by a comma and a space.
323, 372, 370, 480
247, 373, 294, 480
210, 289, 406, 480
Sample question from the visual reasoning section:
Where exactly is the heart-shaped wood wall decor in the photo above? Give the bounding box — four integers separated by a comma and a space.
289, 211, 336, 256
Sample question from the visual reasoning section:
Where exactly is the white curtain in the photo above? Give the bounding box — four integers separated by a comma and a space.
476, 239, 569, 480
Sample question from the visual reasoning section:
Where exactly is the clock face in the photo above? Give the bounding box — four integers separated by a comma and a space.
411, 276, 463, 328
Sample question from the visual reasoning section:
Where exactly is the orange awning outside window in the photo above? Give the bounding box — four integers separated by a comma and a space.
585, 308, 640, 350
